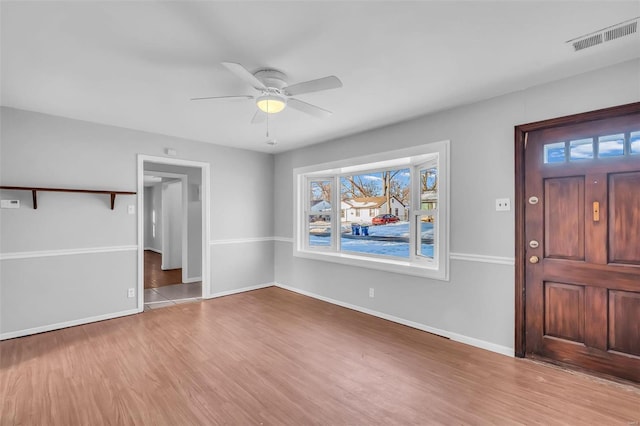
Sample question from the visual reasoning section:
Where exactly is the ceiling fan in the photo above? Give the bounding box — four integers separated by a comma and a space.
191, 62, 343, 123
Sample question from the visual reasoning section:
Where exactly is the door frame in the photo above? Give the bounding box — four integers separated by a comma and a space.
137, 155, 211, 312
514, 102, 640, 358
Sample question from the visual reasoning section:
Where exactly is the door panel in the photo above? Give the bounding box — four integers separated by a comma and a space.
544, 282, 584, 342
608, 172, 640, 265
608, 290, 640, 356
544, 177, 584, 260
524, 111, 640, 382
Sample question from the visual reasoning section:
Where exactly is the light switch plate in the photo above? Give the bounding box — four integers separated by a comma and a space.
128, 205, 135, 215
1, 200, 20, 208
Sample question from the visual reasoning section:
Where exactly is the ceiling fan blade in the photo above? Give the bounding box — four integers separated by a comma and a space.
251, 110, 266, 124
284, 76, 342, 96
191, 95, 253, 101
222, 62, 266, 91
287, 98, 332, 118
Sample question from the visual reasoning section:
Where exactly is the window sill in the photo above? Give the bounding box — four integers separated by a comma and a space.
293, 249, 449, 280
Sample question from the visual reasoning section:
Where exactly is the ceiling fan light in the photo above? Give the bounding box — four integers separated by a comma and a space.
256, 95, 286, 114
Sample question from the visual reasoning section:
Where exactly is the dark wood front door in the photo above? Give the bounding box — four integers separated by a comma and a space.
520, 107, 640, 382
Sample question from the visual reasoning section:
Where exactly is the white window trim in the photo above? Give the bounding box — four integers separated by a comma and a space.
293, 140, 450, 280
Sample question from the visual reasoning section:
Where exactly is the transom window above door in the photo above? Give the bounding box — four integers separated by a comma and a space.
543, 130, 640, 164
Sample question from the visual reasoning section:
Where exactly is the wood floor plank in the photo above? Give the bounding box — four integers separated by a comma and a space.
1, 287, 639, 425
144, 250, 182, 288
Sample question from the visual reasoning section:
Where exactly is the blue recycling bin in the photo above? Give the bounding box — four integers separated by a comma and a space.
351, 223, 361, 235
361, 225, 369, 236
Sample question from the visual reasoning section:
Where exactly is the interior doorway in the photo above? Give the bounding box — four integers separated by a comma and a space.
137, 155, 211, 311
143, 172, 186, 283
515, 102, 640, 383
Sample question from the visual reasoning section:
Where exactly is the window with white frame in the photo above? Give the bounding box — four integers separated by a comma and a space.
294, 141, 449, 280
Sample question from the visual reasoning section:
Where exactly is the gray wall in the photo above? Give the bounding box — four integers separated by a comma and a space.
273, 59, 640, 354
0, 107, 274, 337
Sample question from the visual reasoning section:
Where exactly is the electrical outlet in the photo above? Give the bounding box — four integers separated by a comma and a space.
128, 205, 135, 215
369, 288, 375, 298
495, 198, 511, 211
127, 288, 135, 298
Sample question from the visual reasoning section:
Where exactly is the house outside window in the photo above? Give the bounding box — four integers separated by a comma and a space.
294, 141, 449, 280
307, 180, 333, 248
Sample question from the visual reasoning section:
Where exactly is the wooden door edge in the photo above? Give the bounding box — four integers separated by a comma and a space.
514, 126, 527, 358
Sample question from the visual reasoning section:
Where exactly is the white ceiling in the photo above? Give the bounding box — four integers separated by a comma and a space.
2, 1, 639, 153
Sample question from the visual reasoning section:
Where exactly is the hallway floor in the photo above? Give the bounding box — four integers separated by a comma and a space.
144, 282, 202, 311
144, 250, 182, 289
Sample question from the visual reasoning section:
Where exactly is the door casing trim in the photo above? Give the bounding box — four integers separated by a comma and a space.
514, 102, 640, 358
137, 155, 211, 312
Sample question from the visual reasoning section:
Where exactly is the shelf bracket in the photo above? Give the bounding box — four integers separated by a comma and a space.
110, 193, 116, 210
32, 189, 38, 209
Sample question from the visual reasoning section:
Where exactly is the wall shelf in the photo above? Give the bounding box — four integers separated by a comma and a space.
0, 186, 136, 210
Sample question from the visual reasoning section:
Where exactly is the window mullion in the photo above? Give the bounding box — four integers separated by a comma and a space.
306, 177, 315, 251
332, 175, 338, 252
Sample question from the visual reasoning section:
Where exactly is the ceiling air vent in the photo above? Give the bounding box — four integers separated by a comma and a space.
572, 34, 603, 51
604, 20, 637, 42
568, 17, 638, 52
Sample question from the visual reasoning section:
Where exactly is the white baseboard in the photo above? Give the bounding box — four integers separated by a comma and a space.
274, 282, 514, 358
144, 247, 162, 254
160, 265, 181, 271
183, 276, 202, 283
206, 282, 274, 299
2, 282, 514, 359
0, 308, 140, 341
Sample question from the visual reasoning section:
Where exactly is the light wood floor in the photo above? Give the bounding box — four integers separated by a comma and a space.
144, 250, 182, 288
1, 287, 638, 425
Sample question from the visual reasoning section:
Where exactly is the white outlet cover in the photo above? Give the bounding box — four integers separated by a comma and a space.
495, 198, 511, 211
128, 205, 135, 214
